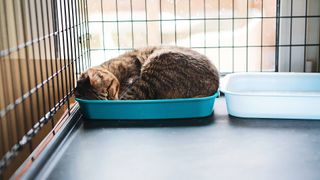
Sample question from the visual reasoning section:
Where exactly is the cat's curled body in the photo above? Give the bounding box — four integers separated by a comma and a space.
75, 46, 219, 100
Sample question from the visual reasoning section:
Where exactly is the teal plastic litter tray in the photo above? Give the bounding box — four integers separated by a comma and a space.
76, 92, 219, 120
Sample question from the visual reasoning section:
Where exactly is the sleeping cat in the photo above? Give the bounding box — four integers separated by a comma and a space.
75, 46, 219, 100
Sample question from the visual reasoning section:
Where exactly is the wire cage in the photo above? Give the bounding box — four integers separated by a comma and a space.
0, 0, 90, 178
0, 0, 319, 179
87, 0, 320, 72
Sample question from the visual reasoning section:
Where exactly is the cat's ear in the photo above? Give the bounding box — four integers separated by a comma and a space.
86, 69, 101, 87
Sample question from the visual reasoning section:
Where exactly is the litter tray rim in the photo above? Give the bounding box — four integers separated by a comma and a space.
221, 91, 320, 97
220, 72, 320, 97
76, 91, 220, 104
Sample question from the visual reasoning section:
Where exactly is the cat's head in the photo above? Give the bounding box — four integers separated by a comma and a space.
75, 68, 119, 100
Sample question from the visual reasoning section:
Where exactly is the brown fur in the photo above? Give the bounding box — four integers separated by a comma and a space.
75, 46, 219, 100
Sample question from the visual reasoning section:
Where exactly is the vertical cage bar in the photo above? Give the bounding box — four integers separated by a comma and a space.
2, 0, 19, 147
188, 0, 191, 48
67, 0, 76, 97
174, 0, 177, 45
0, 101, 4, 176
318, 44, 320, 72
130, 0, 134, 49
0, 0, 13, 156
47, 0, 58, 127
260, 0, 264, 72
20, 0, 36, 150
0, 2, 3, 165
34, 0, 49, 125
39, 0, 53, 123
75, 0, 82, 75
27, 0, 41, 126
45, 0, 57, 128
303, 0, 308, 72
84, 0, 91, 67
144, 0, 149, 46
115, 0, 120, 53
67, 0, 75, 89
79, 0, 88, 72
78, 0, 84, 72
275, 0, 280, 72
218, 0, 220, 70
53, 0, 62, 107
81, 0, 88, 68
0, 62, 11, 172
0, 0, 8, 163
246, 0, 249, 72
289, 0, 293, 72
57, 0, 67, 107
160, 0, 163, 44
232, 0, 234, 72
62, 0, 71, 112
13, 0, 29, 141
100, 0, 106, 58
203, 0, 206, 55
78, 0, 83, 71
71, 0, 79, 84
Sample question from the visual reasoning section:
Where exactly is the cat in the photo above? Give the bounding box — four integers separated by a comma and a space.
75, 46, 219, 100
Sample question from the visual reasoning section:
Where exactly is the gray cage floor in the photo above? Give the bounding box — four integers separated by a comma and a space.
34, 98, 320, 180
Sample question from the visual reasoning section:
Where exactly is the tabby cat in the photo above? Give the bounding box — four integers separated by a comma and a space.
75, 46, 219, 100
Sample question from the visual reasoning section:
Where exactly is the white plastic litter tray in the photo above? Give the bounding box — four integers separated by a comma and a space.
220, 72, 320, 120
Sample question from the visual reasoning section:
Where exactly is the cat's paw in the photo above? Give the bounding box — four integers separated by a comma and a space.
77, 68, 120, 100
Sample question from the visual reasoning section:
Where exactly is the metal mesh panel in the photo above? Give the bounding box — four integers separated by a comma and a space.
0, 0, 90, 177
87, 0, 319, 73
